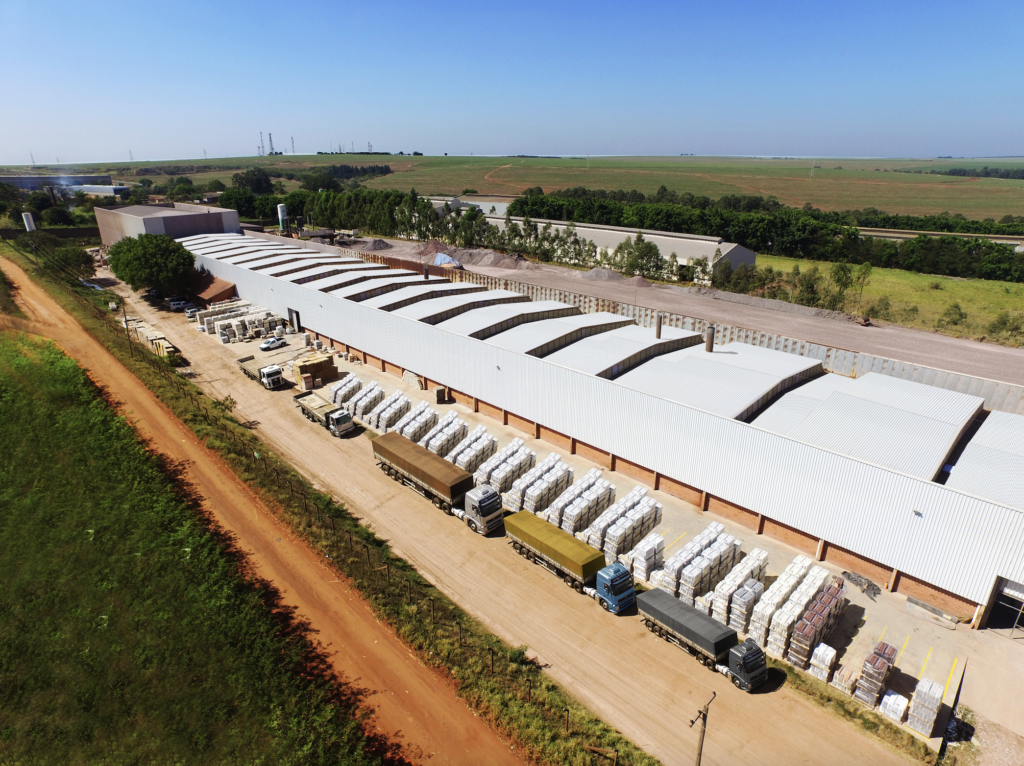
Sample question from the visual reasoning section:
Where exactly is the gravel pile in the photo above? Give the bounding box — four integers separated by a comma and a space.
361, 239, 393, 251
582, 268, 626, 282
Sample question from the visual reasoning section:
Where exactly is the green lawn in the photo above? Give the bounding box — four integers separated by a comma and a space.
0, 332, 376, 765
756, 253, 1024, 343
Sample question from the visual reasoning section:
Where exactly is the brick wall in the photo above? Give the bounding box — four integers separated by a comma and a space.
576, 440, 611, 469
659, 475, 702, 506
506, 412, 534, 436
762, 517, 818, 556
707, 496, 760, 532
478, 399, 503, 421
449, 388, 474, 408
383, 361, 403, 378
894, 573, 977, 619
822, 543, 891, 585
365, 353, 382, 370
615, 455, 656, 485
538, 425, 572, 451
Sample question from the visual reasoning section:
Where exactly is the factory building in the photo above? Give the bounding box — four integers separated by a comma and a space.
95, 202, 240, 245
178, 233, 1024, 626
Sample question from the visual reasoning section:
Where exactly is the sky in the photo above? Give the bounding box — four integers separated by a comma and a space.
2, 0, 1022, 165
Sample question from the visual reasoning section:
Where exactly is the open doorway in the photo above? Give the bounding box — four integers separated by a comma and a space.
287, 308, 302, 332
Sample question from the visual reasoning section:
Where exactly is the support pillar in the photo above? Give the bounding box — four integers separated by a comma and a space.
887, 568, 900, 592
815, 538, 826, 561
654, 472, 661, 491
472, 397, 479, 413
700, 491, 709, 512
756, 514, 765, 534
570, 437, 577, 455
502, 410, 509, 426
609, 454, 617, 472
534, 422, 541, 439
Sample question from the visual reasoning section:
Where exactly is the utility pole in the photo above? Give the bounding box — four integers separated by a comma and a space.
688, 692, 716, 766
129, 149, 134, 161
120, 301, 135, 360
291, 136, 295, 155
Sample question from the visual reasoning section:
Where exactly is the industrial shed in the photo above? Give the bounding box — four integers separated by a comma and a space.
754, 373, 984, 481
328, 274, 451, 302
487, 312, 633, 357
392, 290, 529, 325
96, 203, 240, 246
361, 283, 487, 312
947, 411, 1024, 511
616, 342, 823, 421
544, 324, 702, 379
435, 300, 581, 340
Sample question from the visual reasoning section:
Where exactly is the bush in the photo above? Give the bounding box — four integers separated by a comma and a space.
936, 301, 968, 328
218, 188, 256, 217
41, 206, 74, 227
51, 246, 95, 279
107, 234, 195, 295
987, 312, 1024, 337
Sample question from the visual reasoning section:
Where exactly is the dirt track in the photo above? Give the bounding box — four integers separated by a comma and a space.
91, 276, 917, 765
0, 256, 522, 766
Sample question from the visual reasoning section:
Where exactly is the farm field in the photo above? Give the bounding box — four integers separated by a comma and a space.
0, 331, 377, 764
755, 253, 1024, 342
5, 154, 1024, 219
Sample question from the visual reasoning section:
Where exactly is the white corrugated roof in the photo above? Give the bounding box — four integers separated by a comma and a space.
361, 282, 487, 311
328, 274, 446, 301
216, 248, 307, 263
947, 411, 1024, 510
545, 325, 702, 379
486, 312, 633, 356
297, 268, 392, 292
435, 300, 580, 339
751, 374, 853, 435
616, 342, 822, 419
283, 264, 374, 283
236, 254, 313, 270
391, 289, 529, 323
263, 259, 363, 277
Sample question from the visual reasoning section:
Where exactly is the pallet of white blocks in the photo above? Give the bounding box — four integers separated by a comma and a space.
694, 592, 714, 616
522, 462, 572, 515
390, 401, 431, 436
346, 382, 382, 418
377, 395, 412, 432
765, 565, 830, 661
445, 426, 487, 465
712, 548, 768, 626
474, 438, 525, 486
454, 432, 498, 474
401, 408, 439, 443
668, 523, 724, 604
559, 479, 615, 534
503, 452, 560, 512
830, 665, 859, 696
879, 691, 909, 724
748, 555, 814, 648
678, 531, 740, 606
727, 578, 766, 634
603, 497, 662, 564
907, 678, 943, 737
579, 485, 647, 548
488, 447, 535, 494
365, 390, 404, 430
420, 412, 467, 457
628, 533, 665, 581
786, 574, 848, 669
329, 374, 362, 405
543, 468, 605, 528
808, 643, 837, 683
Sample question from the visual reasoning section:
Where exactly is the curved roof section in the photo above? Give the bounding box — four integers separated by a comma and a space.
298, 267, 393, 293
264, 258, 364, 278
486, 312, 633, 357
328, 274, 449, 302
361, 282, 487, 312
435, 301, 580, 340
947, 411, 1024, 510
392, 289, 529, 325
615, 341, 822, 419
544, 324, 701, 380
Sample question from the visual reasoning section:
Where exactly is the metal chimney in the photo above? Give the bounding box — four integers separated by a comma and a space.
705, 324, 716, 352
655, 313, 662, 339
423, 265, 429, 280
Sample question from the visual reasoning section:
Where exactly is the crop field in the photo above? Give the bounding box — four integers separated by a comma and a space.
0, 332, 376, 764
5, 154, 1024, 218
756, 253, 1024, 341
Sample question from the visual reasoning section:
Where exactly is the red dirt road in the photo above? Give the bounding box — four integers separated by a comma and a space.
0, 256, 522, 766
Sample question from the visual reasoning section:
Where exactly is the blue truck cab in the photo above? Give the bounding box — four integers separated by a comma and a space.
592, 562, 636, 614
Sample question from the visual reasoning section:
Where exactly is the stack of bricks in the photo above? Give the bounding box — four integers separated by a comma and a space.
712, 549, 768, 625
604, 498, 663, 564
785, 575, 847, 669
853, 642, 897, 708
579, 486, 646, 548
293, 353, 338, 386
727, 578, 765, 633
764, 565, 829, 661
749, 555, 813, 648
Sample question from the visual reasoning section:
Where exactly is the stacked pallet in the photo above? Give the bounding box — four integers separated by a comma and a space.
543, 468, 606, 527
454, 433, 498, 474
328, 374, 362, 404
907, 678, 943, 737
420, 411, 465, 455
374, 394, 411, 432
712, 549, 768, 625
786, 575, 848, 669
765, 566, 830, 660
401, 409, 439, 442
195, 300, 250, 329
580, 486, 647, 548
694, 593, 713, 616
559, 478, 615, 534
648, 522, 720, 598
678, 533, 740, 606
879, 691, 909, 724
488, 447, 536, 493
853, 642, 897, 707
808, 643, 838, 683
475, 439, 526, 486
503, 453, 561, 512
628, 533, 665, 581
727, 578, 766, 633
364, 390, 404, 430
294, 354, 339, 386
523, 463, 573, 514
391, 400, 429, 434
748, 555, 814, 648
348, 383, 384, 419
830, 665, 859, 695
446, 426, 487, 465
603, 498, 662, 562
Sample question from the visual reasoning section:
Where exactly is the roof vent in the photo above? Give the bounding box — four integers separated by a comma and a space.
705, 324, 716, 352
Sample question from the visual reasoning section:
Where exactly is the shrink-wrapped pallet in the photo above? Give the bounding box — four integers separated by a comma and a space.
474, 438, 525, 486
419, 410, 459, 448
808, 643, 837, 683
907, 678, 943, 737
879, 691, 909, 724
392, 401, 430, 435
504, 453, 560, 512
830, 664, 859, 696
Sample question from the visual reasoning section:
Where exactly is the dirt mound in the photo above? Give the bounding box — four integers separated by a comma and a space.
452, 249, 539, 271
417, 239, 452, 258
623, 275, 653, 288
582, 268, 626, 282
361, 239, 393, 252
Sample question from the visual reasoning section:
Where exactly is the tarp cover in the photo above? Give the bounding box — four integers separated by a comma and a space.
637, 589, 738, 658
434, 253, 461, 267
504, 511, 606, 580
372, 431, 474, 502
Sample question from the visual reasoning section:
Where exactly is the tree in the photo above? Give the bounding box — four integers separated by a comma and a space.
107, 234, 195, 295
138, 178, 154, 189
25, 191, 53, 212
231, 167, 275, 195
51, 246, 95, 278
207, 179, 226, 192
218, 188, 256, 217
300, 170, 340, 192
254, 194, 281, 220
822, 261, 853, 310
852, 262, 872, 313
41, 207, 74, 227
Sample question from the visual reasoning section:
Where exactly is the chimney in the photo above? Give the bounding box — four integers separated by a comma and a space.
705, 324, 715, 352
655, 313, 662, 339
423, 265, 429, 280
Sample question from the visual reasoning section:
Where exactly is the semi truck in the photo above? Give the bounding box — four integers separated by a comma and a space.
504, 511, 635, 614
636, 589, 767, 691
294, 390, 355, 437
237, 355, 285, 390
372, 432, 503, 534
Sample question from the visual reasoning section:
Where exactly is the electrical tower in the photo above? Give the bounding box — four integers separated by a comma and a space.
367, 141, 372, 153
291, 136, 295, 154
30, 151, 35, 165
260, 132, 265, 155
269, 133, 275, 154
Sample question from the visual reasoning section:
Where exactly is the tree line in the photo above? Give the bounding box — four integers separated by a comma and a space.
895, 166, 1024, 181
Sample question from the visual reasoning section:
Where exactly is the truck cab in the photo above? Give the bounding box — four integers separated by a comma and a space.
459, 485, 504, 534
260, 365, 283, 389
724, 638, 768, 691
326, 409, 354, 437
593, 562, 636, 614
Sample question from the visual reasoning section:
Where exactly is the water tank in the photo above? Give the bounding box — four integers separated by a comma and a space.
22, 212, 36, 232
277, 203, 287, 227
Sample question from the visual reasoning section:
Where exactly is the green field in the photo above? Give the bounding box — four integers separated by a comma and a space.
756, 253, 1024, 342
0, 332, 376, 765
5, 154, 1024, 219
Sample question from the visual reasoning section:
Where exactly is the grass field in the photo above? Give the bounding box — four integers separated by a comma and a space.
5, 154, 1024, 219
756, 253, 1024, 342
0, 331, 378, 764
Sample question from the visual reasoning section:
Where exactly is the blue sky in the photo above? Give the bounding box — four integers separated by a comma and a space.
2, 0, 1022, 164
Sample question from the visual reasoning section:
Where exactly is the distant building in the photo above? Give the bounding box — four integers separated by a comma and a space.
0, 174, 113, 191
95, 202, 240, 246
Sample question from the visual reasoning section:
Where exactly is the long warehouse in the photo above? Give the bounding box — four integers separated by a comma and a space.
180, 233, 1024, 624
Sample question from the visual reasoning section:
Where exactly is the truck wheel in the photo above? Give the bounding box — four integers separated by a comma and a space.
467, 519, 478, 533
706, 659, 718, 673
431, 496, 441, 508
599, 598, 610, 612
512, 543, 521, 554
732, 676, 743, 690
573, 581, 583, 594
645, 621, 656, 633
441, 502, 453, 516
563, 575, 572, 586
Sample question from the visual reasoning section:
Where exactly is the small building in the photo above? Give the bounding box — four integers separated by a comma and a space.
96, 202, 240, 245
188, 270, 237, 307
0, 174, 113, 191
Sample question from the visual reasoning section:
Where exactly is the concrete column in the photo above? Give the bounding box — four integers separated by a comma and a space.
700, 491, 709, 512
815, 538, 826, 561
502, 410, 509, 426
653, 472, 661, 491
362, 351, 367, 364
534, 422, 541, 439
570, 437, 577, 455
756, 514, 765, 534
887, 568, 900, 592
380, 357, 386, 372
609, 454, 617, 472
472, 397, 479, 413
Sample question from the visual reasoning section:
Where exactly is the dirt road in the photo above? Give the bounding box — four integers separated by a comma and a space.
0, 256, 522, 766
106, 282, 915, 765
